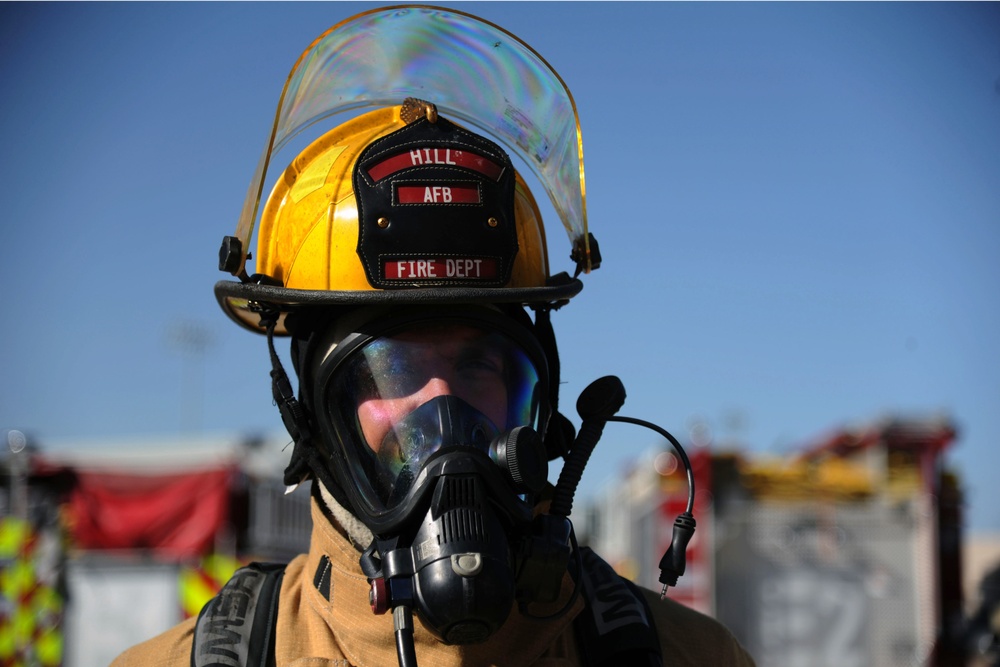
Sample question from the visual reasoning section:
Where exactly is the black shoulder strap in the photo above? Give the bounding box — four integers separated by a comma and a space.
573, 547, 662, 667
191, 562, 285, 667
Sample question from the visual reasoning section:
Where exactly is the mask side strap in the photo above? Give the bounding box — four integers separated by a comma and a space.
533, 306, 575, 460
257, 308, 315, 487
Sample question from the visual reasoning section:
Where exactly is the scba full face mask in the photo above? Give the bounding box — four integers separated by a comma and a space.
311, 308, 550, 523
307, 307, 553, 643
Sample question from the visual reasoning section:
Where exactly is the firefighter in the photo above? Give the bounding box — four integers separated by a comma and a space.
113, 6, 754, 666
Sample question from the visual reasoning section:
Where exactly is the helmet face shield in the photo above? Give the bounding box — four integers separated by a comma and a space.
227, 5, 589, 281
311, 310, 548, 528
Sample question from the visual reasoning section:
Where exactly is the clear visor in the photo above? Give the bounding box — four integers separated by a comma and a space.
326, 323, 542, 510
231, 4, 590, 278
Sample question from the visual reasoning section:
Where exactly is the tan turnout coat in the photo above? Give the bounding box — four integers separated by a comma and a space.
113, 499, 755, 666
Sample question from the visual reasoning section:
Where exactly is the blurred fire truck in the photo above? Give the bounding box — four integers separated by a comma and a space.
582, 416, 965, 667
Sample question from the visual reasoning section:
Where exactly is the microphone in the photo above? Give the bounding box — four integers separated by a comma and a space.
549, 376, 626, 518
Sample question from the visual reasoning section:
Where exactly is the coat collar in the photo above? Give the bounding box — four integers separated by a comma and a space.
300, 496, 584, 666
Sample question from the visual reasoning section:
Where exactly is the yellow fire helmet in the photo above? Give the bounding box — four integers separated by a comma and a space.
215, 5, 597, 336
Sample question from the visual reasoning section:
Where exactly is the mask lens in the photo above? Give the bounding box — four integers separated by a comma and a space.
327, 323, 541, 509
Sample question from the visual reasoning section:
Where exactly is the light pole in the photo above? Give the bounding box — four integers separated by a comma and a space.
6, 429, 29, 520
166, 321, 215, 434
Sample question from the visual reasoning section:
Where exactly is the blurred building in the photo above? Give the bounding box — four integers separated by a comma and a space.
581, 415, 967, 667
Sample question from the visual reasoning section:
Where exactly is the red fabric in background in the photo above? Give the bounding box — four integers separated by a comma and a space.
68, 467, 234, 558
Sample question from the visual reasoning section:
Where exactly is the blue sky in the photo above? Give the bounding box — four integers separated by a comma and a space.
2, 2, 998, 531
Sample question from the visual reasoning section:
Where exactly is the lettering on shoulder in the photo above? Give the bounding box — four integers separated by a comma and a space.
195, 569, 262, 666
581, 550, 650, 634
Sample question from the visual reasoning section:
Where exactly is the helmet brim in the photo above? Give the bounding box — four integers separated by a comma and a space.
215, 277, 583, 336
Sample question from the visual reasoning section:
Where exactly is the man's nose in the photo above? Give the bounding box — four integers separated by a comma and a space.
413, 377, 453, 404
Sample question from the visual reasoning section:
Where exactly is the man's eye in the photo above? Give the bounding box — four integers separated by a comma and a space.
458, 354, 504, 376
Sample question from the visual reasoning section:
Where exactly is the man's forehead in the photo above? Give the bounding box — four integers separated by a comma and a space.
391, 323, 490, 343
305, 304, 533, 377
